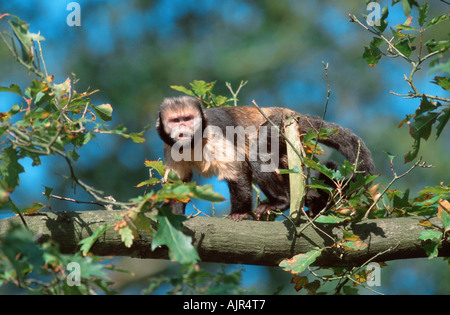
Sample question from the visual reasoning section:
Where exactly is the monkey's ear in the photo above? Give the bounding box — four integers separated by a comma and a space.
155, 111, 162, 130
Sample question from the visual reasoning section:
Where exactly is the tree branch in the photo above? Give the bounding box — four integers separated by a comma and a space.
1, 211, 448, 267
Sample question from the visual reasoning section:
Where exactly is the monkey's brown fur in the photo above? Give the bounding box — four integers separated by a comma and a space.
157, 96, 375, 221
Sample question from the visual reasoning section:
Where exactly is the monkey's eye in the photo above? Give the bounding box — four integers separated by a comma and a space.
169, 118, 181, 123
182, 115, 194, 122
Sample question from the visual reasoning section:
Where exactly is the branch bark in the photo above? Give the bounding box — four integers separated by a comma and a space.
0, 211, 448, 266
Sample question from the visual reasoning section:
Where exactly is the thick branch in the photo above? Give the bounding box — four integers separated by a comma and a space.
0, 211, 448, 266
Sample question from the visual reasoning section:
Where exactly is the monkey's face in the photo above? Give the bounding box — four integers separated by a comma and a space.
162, 108, 202, 146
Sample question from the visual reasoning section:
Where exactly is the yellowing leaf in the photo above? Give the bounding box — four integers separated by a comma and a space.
419, 220, 432, 227
341, 231, 368, 251
437, 199, 450, 233
279, 248, 323, 274
21, 202, 45, 215
404, 16, 413, 26
144, 160, 166, 177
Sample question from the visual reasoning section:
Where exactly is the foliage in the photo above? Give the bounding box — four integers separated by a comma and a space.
276, 0, 450, 294
0, 224, 117, 294
0, 14, 229, 294
171, 80, 248, 108
143, 263, 249, 295
170, 1, 449, 295
352, 1, 450, 163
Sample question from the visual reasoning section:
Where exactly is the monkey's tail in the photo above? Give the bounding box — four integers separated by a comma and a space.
298, 114, 375, 175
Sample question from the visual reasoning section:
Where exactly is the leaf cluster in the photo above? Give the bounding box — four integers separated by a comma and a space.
0, 14, 146, 216
0, 224, 117, 294
354, 1, 449, 163
143, 264, 248, 295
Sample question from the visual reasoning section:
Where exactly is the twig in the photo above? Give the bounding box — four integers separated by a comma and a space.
299, 207, 335, 242
363, 157, 423, 219
36, 32, 48, 78
226, 80, 248, 107
44, 193, 105, 208
349, 14, 412, 63
310, 61, 331, 160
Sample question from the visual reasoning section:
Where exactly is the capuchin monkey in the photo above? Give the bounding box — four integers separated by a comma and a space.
156, 96, 375, 221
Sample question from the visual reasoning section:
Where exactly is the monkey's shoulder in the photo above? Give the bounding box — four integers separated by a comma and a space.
204, 106, 295, 127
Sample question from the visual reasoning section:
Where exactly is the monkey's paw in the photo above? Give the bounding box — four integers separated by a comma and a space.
227, 213, 252, 221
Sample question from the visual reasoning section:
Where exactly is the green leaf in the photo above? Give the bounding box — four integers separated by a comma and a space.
425, 39, 450, 54
395, 24, 417, 31
93, 104, 113, 121
423, 241, 440, 259
170, 85, 196, 97
25, 79, 48, 99
431, 76, 450, 91
127, 132, 146, 143
347, 174, 378, 195
21, 202, 45, 215
426, 14, 449, 29
119, 226, 135, 248
190, 80, 215, 97
68, 149, 80, 162
418, 2, 428, 27
341, 231, 368, 251
398, 0, 417, 17
152, 207, 199, 264
0, 84, 23, 96
6, 15, 44, 65
78, 224, 112, 255
189, 184, 226, 202
437, 200, 450, 233
314, 215, 346, 224
436, 108, 450, 140
418, 230, 443, 242
408, 111, 439, 141
159, 182, 225, 203
0, 224, 46, 281
307, 180, 334, 193
136, 178, 161, 188
0, 147, 25, 192
279, 248, 323, 275
363, 44, 382, 67
404, 138, 420, 163
394, 37, 416, 58
144, 160, 166, 177
43, 185, 53, 202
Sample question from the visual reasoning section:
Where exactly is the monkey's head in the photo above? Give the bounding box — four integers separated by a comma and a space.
156, 96, 206, 147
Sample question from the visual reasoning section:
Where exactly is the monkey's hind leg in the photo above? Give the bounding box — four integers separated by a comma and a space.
226, 174, 254, 221
253, 169, 290, 220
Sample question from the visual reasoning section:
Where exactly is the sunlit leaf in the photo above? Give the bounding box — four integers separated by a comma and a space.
152, 207, 199, 264
78, 224, 111, 256
0, 84, 23, 96
279, 248, 323, 274
437, 199, 450, 233
0, 147, 25, 192
144, 160, 166, 177
93, 104, 113, 121
21, 202, 45, 215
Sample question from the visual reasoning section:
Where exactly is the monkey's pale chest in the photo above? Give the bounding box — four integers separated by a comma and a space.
192, 138, 244, 181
